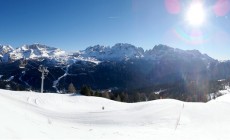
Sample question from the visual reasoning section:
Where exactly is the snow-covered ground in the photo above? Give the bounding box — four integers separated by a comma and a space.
0, 89, 230, 140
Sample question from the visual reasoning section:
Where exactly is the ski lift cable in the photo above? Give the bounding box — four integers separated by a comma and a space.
44, 75, 55, 83
47, 70, 57, 80
26, 61, 57, 80
19, 58, 66, 81
17, 58, 57, 93
29, 60, 59, 80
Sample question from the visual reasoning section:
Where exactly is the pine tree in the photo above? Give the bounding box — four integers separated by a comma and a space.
115, 94, 121, 102
148, 93, 156, 101
102, 92, 110, 99
131, 92, 140, 102
139, 93, 147, 101
94, 91, 102, 97
80, 85, 91, 96
68, 83, 76, 93
119, 92, 129, 102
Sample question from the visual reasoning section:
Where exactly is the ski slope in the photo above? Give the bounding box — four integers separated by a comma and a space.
0, 89, 230, 140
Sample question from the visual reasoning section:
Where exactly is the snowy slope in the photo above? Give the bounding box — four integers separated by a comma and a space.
0, 89, 230, 140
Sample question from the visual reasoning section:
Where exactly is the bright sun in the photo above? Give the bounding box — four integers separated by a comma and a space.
186, 2, 206, 27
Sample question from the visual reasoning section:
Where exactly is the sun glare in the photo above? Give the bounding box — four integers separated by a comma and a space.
186, 2, 206, 27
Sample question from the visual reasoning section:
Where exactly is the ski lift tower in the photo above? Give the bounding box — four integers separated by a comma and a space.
38, 65, 49, 93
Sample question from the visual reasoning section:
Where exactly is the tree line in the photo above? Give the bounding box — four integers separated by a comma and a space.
0, 78, 227, 103
67, 79, 227, 103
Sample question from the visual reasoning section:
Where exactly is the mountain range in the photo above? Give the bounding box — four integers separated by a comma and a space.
0, 43, 215, 63
0, 43, 230, 101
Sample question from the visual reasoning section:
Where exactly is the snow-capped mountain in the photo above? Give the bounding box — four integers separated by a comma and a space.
72, 44, 215, 63
145, 44, 214, 62
0, 45, 14, 62
73, 43, 145, 61
0, 45, 14, 55
0, 43, 215, 64
8, 44, 66, 60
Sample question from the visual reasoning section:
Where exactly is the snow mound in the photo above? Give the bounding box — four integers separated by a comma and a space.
0, 89, 230, 140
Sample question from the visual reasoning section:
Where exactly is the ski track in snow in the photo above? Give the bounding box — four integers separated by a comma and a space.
0, 89, 230, 140
19, 71, 30, 87
53, 65, 81, 93
53, 65, 70, 93
5, 76, 14, 82
174, 103, 184, 131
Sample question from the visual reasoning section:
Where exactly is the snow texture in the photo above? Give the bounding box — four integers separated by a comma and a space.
0, 89, 230, 140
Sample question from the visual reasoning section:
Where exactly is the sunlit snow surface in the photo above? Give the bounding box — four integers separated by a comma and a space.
0, 89, 230, 140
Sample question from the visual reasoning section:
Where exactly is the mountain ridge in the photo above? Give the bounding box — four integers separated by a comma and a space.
0, 43, 216, 63
0, 43, 230, 102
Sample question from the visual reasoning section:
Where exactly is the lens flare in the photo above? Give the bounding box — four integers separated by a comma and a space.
172, 25, 211, 45
165, 0, 181, 14
213, 0, 230, 16
186, 2, 206, 26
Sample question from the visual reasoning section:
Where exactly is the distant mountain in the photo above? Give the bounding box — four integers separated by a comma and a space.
0, 45, 14, 62
73, 44, 214, 63
0, 43, 215, 64
145, 44, 214, 63
0, 43, 229, 100
73, 43, 144, 61
0, 44, 66, 62
0, 45, 14, 55
10, 44, 66, 60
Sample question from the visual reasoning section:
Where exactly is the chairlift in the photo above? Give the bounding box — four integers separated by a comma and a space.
19, 59, 27, 69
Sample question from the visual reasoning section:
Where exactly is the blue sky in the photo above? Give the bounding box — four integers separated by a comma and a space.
0, 0, 230, 60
